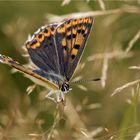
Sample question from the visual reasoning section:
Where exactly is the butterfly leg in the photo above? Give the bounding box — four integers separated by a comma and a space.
55, 91, 65, 102
45, 90, 57, 103
46, 90, 65, 103
60, 92, 65, 101
56, 92, 61, 102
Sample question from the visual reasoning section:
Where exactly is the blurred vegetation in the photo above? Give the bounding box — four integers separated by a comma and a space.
0, 0, 140, 140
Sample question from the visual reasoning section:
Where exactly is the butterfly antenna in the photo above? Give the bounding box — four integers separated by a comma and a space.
73, 78, 100, 84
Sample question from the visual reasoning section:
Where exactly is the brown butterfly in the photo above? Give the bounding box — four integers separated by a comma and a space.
0, 17, 94, 102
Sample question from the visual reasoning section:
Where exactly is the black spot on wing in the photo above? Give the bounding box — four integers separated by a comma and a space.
63, 46, 67, 50
74, 44, 80, 49
67, 35, 72, 40
71, 54, 76, 59
72, 34, 76, 38
81, 30, 85, 34
77, 29, 81, 33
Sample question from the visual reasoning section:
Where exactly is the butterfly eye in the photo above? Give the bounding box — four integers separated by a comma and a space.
60, 85, 65, 92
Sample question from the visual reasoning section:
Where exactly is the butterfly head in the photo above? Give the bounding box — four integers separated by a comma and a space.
60, 82, 71, 94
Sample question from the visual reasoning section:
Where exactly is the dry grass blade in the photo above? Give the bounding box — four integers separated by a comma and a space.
65, 98, 86, 130
125, 30, 140, 53
80, 127, 103, 140
98, 0, 106, 10
77, 84, 88, 91
101, 53, 109, 88
22, 45, 27, 52
46, 6, 140, 23
26, 84, 36, 95
87, 50, 133, 62
111, 79, 140, 96
133, 132, 140, 140
61, 0, 71, 6
81, 132, 89, 138
88, 127, 103, 138
86, 103, 101, 110
71, 76, 83, 83
28, 133, 41, 137
75, 62, 85, 74
46, 103, 65, 140
129, 66, 140, 70
22, 54, 29, 58
80, 129, 89, 138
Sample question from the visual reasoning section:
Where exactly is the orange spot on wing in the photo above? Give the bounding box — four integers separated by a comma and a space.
62, 38, 66, 46
82, 25, 86, 30
88, 18, 92, 23
44, 29, 51, 37
67, 31, 71, 36
72, 20, 78, 25
66, 21, 71, 28
66, 28, 72, 49
63, 49, 67, 56
72, 28, 77, 47
72, 48, 78, 55
79, 19, 83, 24
50, 27, 55, 35
26, 40, 40, 49
31, 42, 40, 49
84, 18, 88, 23
84, 28, 88, 34
36, 32, 44, 42
72, 28, 76, 34
57, 26, 65, 33
51, 30, 55, 35
67, 41, 71, 49
77, 26, 82, 31
75, 34, 84, 45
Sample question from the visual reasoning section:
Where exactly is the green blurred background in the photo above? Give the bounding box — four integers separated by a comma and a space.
0, 1, 140, 140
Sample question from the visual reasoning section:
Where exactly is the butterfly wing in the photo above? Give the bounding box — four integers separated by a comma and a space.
26, 24, 63, 77
55, 17, 94, 81
0, 54, 59, 90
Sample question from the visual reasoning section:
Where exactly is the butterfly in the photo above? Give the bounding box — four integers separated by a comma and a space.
0, 16, 94, 102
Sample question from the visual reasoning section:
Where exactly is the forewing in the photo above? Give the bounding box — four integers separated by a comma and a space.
0, 54, 59, 90
55, 17, 94, 81
26, 24, 61, 75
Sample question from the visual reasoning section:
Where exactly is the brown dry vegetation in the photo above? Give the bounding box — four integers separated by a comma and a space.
0, 1, 140, 140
